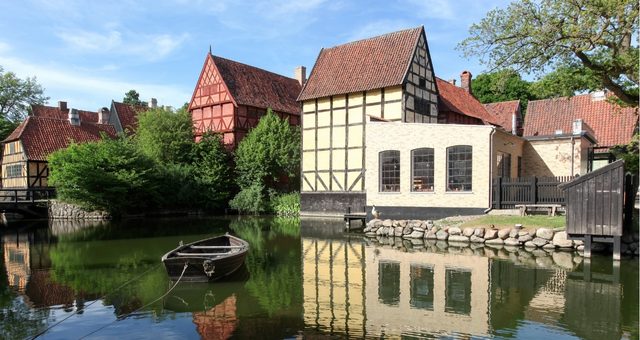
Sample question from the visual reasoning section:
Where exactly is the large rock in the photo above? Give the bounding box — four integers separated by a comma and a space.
394, 227, 404, 237
462, 228, 475, 237
473, 228, 485, 237
532, 237, 548, 247
504, 237, 520, 246
470, 235, 485, 243
448, 227, 462, 236
552, 231, 573, 248
509, 229, 519, 238
368, 219, 381, 229
519, 234, 533, 243
543, 243, 557, 250
498, 228, 511, 240
536, 228, 554, 240
484, 229, 498, 240
425, 229, 438, 240
449, 235, 470, 243
402, 226, 413, 235
382, 219, 393, 227
408, 230, 424, 239
524, 241, 536, 248
552, 252, 575, 269
485, 238, 504, 245
436, 230, 449, 240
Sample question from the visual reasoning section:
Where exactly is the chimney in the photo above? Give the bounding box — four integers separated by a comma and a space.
68, 108, 80, 126
572, 119, 583, 135
58, 101, 67, 111
449, 79, 456, 86
98, 107, 110, 124
460, 70, 472, 94
512, 113, 518, 135
294, 66, 306, 86
590, 90, 606, 101
149, 98, 158, 109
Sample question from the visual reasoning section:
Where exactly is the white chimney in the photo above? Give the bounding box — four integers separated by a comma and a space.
149, 98, 158, 108
572, 119, 583, 135
511, 113, 517, 135
449, 79, 457, 86
68, 108, 80, 126
295, 66, 306, 86
590, 90, 606, 101
98, 107, 110, 124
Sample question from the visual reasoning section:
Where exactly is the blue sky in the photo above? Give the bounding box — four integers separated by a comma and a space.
0, 0, 511, 111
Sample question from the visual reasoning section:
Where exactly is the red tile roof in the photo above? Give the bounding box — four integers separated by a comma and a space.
112, 101, 146, 132
212, 55, 301, 115
31, 105, 99, 123
483, 100, 521, 132
524, 93, 638, 147
3, 116, 116, 161
297, 27, 423, 101
436, 78, 499, 125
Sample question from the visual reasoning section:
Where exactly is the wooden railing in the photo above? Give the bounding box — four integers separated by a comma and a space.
492, 176, 574, 209
0, 188, 56, 204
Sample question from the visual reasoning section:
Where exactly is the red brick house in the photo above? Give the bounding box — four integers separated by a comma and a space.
188, 52, 302, 147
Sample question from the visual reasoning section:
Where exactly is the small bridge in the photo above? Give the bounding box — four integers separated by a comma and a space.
0, 188, 56, 218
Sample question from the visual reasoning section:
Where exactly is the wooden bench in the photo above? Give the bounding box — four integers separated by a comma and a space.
515, 204, 562, 216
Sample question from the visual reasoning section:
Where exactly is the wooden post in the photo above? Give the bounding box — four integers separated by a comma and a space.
584, 235, 592, 258
496, 177, 502, 209
532, 177, 538, 204
583, 258, 591, 282
613, 235, 621, 261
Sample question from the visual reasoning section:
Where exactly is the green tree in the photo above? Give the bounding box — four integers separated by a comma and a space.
135, 106, 194, 164
0, 118, 19, 140
123, 89, 147, 107
48, 136, 156, 215
192, 132, 233, 209
0, 66, 49, 121
458, 0, 639, 106
234, 109, 300, 191
472, 69, 534, 113
529, 66, 602, 99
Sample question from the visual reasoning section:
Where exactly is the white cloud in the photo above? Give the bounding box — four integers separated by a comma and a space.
0, 41, 11, 54
56, 29, 189, 61
0, 55, 190, 110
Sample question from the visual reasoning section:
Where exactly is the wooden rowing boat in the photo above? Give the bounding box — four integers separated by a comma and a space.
161, 233, 249, 282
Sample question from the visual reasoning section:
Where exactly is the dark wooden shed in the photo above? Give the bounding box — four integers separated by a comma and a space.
559, 160, 624, 259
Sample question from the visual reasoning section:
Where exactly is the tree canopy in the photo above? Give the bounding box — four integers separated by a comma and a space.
459, 0, 639, 106
0, 65, 48, 121
123, 89, 147, 107
472, 70, 533, 109
135, 106, 194, 164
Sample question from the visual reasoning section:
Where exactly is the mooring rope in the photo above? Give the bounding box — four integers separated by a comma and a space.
78, 262, 189, 339
31, 263, 162, 340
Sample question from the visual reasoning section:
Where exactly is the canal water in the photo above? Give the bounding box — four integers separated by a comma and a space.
0, 217, 637, 339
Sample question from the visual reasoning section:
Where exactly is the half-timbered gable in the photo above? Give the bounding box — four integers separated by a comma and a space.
403, 31, 439, 123
189, 53, 301, 146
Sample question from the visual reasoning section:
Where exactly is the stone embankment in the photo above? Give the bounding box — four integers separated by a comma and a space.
48, 200, 111, 220
363, 219, 640, 257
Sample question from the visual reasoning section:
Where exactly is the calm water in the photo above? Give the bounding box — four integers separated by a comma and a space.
0, 216, 637, 339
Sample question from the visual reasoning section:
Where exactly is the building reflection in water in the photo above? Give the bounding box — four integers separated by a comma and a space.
3, 233, 31, 293
192, 294, 238, 339
300, 218, 631, 338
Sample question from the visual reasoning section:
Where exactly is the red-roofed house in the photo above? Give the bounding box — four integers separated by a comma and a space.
483, 99, 522, 136
188, 52, 302, 147
1, 100, 143, 189
522, 92, 638, 176
298, 26, 525, 218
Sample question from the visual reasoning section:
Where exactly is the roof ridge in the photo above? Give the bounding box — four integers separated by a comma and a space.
323, 26, 423, 51
212, 55, 297, 82
484, 99, 520, 105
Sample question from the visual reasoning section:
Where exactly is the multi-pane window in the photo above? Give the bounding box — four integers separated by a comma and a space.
412, 148, 434, 192
497, 152, 512, 178
6, 164, 22, 178
379, 150, 400, 192
447, 145, 472, 191
413, 97, 431, 116
8, 143, 15, 154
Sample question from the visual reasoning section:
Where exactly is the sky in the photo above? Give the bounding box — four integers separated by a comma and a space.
0, 0, 512, 111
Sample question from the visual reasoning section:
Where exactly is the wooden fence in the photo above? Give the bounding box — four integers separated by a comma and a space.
492, 176, 574, 209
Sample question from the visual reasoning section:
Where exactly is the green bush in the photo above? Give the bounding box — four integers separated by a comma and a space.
229, 183, 267, 215
270, 192, 300, 216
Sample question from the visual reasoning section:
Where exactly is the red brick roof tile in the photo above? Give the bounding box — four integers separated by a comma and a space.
31, 105, 99, 123
483, 100, 521, 132
3, 116, 116, 161
298, 27, 423, 101
436, 78, 499, 125
212, 55, 301, 115
112, 101, 146, 132
524, 93, 638, 147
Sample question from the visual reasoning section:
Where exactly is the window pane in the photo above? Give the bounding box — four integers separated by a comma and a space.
445, 268, 471, 315
410, 265, 434, 310
379, 150, 400, 192
447, 145, 472, 191
412, 148, 434, 192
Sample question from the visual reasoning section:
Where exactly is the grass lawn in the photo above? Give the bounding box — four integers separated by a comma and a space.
459, 215, 566, 230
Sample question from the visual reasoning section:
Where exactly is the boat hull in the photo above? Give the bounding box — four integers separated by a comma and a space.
161, 234, 249, 283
